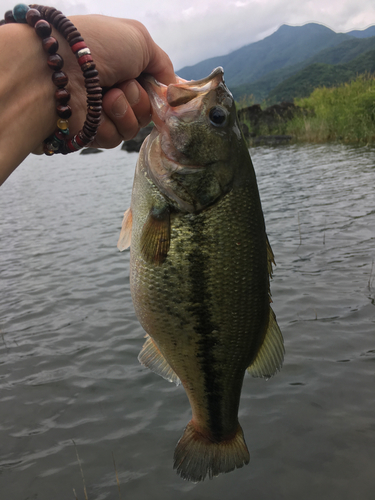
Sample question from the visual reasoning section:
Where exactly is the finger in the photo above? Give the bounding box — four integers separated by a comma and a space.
102, 88, 140, 142
121, 80, 152, 129
90, 111, 124, 149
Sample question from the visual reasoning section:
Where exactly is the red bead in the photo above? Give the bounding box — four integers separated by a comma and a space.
47, 54, 64, 70
57, 105, 72, 119
55, 88, 70, 104
35, 19, 52, 38
78, 55, 93, 66
71, 41, 87, 54
75, 135, 86, 147
43, 36, 59, 54
52, 71, 68, 87
26, 8, 42, 27
66, 139, 77, 152
54, 129, 66, 141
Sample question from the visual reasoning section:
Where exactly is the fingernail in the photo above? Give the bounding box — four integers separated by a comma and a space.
125, 81, 140, 106
112, 93, 127, 117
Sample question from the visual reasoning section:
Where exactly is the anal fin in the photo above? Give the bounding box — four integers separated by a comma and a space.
138, 334, 180, 385
247, 308, 284, 379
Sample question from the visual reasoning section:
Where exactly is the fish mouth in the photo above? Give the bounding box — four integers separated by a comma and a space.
139, 67, 225, 130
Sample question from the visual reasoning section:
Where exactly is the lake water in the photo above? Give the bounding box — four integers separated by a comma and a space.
0, 143, 374, 500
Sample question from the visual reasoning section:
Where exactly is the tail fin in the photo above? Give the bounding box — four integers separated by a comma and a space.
173, 420, 250, 482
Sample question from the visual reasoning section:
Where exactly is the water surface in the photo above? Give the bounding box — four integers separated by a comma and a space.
0, 144, 374, 499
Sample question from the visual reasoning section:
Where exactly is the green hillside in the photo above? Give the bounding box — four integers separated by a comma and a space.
267, 48, 375, 103
177, 23, 350, 87
230, 36, 375, 103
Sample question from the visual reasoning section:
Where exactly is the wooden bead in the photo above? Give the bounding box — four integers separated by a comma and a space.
47, 53, 64, 70
85, 77, 100, 86
87, 86, 102, 94
42, 36, 59, 54
88, 106, 102, 113
4, 10, 16, 23
55, 88, 70, 104
81, 62, 95, 72
86, 94, 102, 101
35, 19, 52, 38
52, 13, 65, 27
56, 105, 72, 119
67, 30, 82, 42
49, 10, 62, 22
87, 110, 102, 118
83, 69, 99, 79
63, 25, 76, 37
52, 71, 68, 87
26, 8, 41, 26
87, 116, 101, 127
43, 7, 57, 20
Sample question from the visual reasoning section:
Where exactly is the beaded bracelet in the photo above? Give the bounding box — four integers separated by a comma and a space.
0, 4, 102, 155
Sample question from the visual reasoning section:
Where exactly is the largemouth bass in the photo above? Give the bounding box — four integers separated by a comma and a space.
118, 67, 284, 482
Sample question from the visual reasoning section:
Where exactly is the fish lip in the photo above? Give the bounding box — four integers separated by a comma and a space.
138, 67, 226, 129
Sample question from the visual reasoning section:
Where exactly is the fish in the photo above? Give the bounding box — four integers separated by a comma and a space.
117, 67, 284, 482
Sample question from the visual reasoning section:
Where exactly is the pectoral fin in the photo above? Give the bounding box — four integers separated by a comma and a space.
138, 334, 180, 385
117, 208, 133, 251
140, 206, 170, 265
247, 308, 284, 379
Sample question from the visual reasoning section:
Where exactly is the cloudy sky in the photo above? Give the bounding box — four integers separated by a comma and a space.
2, 0, 375, 70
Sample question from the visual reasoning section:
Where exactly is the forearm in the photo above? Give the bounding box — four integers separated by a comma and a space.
0, 23, 56, 184
0, 11, 176, 186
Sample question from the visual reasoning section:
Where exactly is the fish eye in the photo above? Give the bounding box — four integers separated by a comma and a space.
208, 106, 227, 127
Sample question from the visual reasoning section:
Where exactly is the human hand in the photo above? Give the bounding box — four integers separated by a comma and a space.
59, 15, 176, 149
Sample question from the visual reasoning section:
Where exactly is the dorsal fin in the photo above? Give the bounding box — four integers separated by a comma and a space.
117, 208, 132, 251
247, 308, 284, 379
138, 334, 180, 385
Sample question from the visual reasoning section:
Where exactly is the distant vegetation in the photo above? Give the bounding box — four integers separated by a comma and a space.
238, 75, 375, 144
288, 75, 375, 143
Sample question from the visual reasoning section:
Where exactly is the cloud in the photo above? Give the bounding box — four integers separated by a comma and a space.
1, 0, 375, 69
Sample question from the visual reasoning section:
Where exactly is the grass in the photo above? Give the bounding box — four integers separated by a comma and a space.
237, 74, 375, 144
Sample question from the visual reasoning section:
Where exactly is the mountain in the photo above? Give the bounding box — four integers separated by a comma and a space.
177, 23, 351, 87
177, 22, 375, 104
347, 26, 375, 38
230, 35, 375, 102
